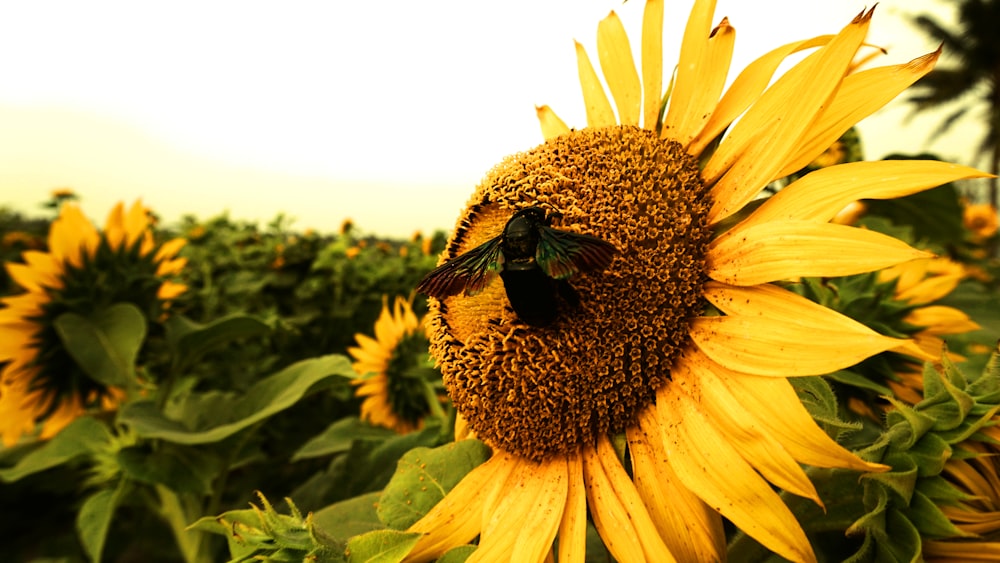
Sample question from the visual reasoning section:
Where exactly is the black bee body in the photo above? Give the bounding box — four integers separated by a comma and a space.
417, 206, 617, 327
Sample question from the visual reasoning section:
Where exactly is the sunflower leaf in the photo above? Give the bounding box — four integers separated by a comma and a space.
119, 354, 354, 444
76, 480, 126, 563
54, 302, 147, 388
313, 492, 384, 542
377, 440, 491, 530
0, 416, 112, 482
345, 529, 420, 563
165, 313, 271, 373
292, 417, 398, 462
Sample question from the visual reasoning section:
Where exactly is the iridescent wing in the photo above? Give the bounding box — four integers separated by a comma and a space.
535, 226, 618, 280
417, 235, 505, 298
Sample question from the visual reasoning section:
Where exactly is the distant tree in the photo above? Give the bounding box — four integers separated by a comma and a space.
906, 0, 1000, 206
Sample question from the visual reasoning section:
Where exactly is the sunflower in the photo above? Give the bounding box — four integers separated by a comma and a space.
348, 295, 437, 434
403, 2, 991, 562
0, 200, 187, 447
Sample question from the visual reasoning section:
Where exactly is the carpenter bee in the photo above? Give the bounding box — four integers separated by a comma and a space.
417, 206, 618, 326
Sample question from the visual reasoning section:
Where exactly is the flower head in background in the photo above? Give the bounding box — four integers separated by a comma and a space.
403, 1, 991, 561
0, 201, 186, 446
348, 295, 436, 434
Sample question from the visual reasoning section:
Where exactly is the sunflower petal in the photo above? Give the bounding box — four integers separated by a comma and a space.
745, 160, 991, 225
705, 10, 873, 224
777, 49, 941, 177
155, 237, 188, 262
640, 0, 664, 129
407, 453, 515, 562
906, 305, 981, 335
557, 453, 587, 563
123, 201, 149, 247
474, 457, 567, 562
575, 41, 615, 128
656, 387, 817, 563
629, 409, 726, 562
49, 204, 98, 269
597, 11, 641, 126
688, 35, 833, 156
583, 436, 677, 563
664, 16, 734, 145
708, 220, 932, 286
536, 105, 570, 141
671, 357, 821, 503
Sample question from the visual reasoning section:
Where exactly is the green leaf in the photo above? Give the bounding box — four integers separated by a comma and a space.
314, 492, 385, 541
166, 313, 271, 372
54, 303, 147, 388
293, 418, 398, 462
378, 440, 491, 530
0, 417, 112, 482
437, 545, 477, 563
345, 529, 420, 563
119, 355, 354, 444
77, 481, 126, 563
862, 181, 965, 248
117, 444, 218, 493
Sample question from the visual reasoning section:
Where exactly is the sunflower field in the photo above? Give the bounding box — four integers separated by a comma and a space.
4, 1, 1000, 562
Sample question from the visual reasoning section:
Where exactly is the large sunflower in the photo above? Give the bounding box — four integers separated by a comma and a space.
404, 2, 990, 562
348, 295, 435, 434
0, 200, 186, 447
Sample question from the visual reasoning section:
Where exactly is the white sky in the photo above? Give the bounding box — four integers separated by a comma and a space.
0, 0, 977, 237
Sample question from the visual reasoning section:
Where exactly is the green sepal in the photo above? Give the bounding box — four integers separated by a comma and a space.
54, 303, 147, 389
377, 440, 491, 530
0, 416, 112, 482
119, 354, 354, 444
903, 490, 970, 539
906, 434, 952, 478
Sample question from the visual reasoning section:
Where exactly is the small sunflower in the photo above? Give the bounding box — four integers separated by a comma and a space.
963, 202, 999, 240
404, 2, 991, 562
348, 295, 436, 434
0, 200, 186, 447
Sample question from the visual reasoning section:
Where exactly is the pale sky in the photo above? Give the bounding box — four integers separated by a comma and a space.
0, 0, 976, 237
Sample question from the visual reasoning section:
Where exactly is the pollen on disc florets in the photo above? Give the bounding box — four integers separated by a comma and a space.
429, 126, 712, 460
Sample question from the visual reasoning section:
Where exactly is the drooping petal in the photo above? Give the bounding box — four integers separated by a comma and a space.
776, 48, 941, 177
672, 356, 821, 503
406, 452, 515, 562
628, 409, 726, 562
582, 436, 677, 562
575, 41, 616, 128
688, 35, 833, 156
708, 220, 932, 286
597, 11, 641, 126
744, 160, 991, 225
557, 453, 587, 563
705, 10, 873, 224
535, 105, 570, 141
663, 16, 734, 145
640, 0, 664, 129
473, 457, 567, 562
679, 346, 886, 471
656, 386, 817, 563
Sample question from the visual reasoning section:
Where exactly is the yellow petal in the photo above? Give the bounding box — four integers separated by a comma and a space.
906, 305, 981, 335
582, 436, 677, 563
575, 41, 615, 127
671, 357, 821, 503
640, 0, 664, 130
597, 11, 640, 126
688, 35, 833, 156
745, 160, 991, 225
104, 201, 127, 250
661, 0, 716, 141
155, 237, 188, 262
556, 453, 587, 563
656, 386, 817, 563
628, 409, 726, 562
49, 204, 98, 269
123, 200, 149, 247
777, 48, 941, 177
156, 281, 188, 301
664, 15, 735, 146
708, 220, 933, 286
535, 105, 570, 141
705, 10, 872, 224
407, 452, 514, 562
473, 457, 567, 562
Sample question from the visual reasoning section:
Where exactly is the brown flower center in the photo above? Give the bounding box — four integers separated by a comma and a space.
429, 126, 712, 460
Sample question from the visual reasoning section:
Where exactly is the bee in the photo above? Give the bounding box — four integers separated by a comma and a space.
417, 206, 618, 326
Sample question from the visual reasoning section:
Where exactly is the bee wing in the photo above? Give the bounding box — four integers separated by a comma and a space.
417, 235, 505, 298
535, 226, 618, 280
